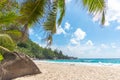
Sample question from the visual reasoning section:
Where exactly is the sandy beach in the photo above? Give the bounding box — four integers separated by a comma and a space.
14, 62, 120, 80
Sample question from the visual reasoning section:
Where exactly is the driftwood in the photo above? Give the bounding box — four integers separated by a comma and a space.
0, 52, 41, 80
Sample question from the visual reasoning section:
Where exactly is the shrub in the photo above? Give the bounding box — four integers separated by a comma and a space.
0, 34, 16, 52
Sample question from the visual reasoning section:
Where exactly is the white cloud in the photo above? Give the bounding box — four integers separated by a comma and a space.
34, 41, 46, 48
74, 28, 86, 40
54, 42, 120, 58
105, 0, 120, 26
64, 22, 70, 30
115, 26, 120, 30
101, 44, 109, 49
56, 22, 71, 35
56, 26, 66, 35
93, 0, 120, 26
70, 28, 86, 45
92, 13, 101, 22
111, 43, 117, 48
86, 40, 94, 46
70, 38, 78, 45
104, 20, 110, 26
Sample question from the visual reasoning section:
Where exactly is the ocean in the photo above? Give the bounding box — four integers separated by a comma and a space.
47, 58, 120, 65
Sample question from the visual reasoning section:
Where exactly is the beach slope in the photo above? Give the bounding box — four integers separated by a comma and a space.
14, 62, 120, 80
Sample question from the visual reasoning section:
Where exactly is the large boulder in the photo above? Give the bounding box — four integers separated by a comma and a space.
0, 52, 41, 80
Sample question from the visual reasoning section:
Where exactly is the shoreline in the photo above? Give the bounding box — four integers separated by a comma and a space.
34, 60, 120, 66
14, 61, 120, 80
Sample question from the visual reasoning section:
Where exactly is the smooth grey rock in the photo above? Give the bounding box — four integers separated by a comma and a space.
0, 52, 41, 80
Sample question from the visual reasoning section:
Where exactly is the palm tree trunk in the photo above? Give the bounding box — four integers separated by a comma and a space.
21, 23, 28, 41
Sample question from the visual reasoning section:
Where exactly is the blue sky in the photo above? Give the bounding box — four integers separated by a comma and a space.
29, 0, 120, 58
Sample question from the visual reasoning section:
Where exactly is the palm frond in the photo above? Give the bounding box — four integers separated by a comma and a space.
0, 12, 18, 25
82, 0, 106, 25
43, 10, 57, 34
19, 0, 66, 45
18, 0, 47, 41
0, 34, 16, 52
3, 30, 22, 42
101, 11, 105, 25
57, 0, 65, 26
0, 0, 18, 11
43, 0, 58, 45
0, 0, 7, 9
19, 0, 47, 25
82, 0, 105, 13
46, 34, 53, 46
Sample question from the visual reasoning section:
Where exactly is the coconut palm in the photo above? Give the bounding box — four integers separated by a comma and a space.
0, 0, 18, 53
0, 0, 106, 45
0, 0, 106, 47
0, 0, 24, 43
18, 0, 105, 45
0, 0, 107, 79
17, 0, 65, 45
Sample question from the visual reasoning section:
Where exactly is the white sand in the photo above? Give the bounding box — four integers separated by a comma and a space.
14, 62, 120, 80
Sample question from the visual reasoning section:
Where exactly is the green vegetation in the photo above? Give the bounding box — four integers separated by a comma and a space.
16, 39, 71, 59
0, 0, 106, 45
0, 34, 16, 61
0, 34, 16, 51
0, 0, 106, 60
0, 53, 3, 61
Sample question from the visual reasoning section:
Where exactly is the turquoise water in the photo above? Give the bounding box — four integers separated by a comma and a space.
48, 58, 120, 64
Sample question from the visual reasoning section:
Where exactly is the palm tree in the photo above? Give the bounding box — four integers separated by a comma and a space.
0, 0, 106, 52
0, 0, 106, 46
0, 0, 21, 52
0, 0, 106, 49
0, 0, 18, 25
15, 0, 65, 45
0, 0, 106, 79
18, 0, 106, 45
0, 0, 19, 53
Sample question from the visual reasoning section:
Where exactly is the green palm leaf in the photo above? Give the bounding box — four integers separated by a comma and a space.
19, 0, 47, 25
0, 12, 18, 25
82, 0, 106, 25
82, 0, 105, 13
0, 53, 4, 61
4, 30, 22, 42
0, 0, 18, 25
0, 34, 16, 52
101, 11, 105, 25
0, 0, 18, 11
18, 0, 47, 41
43, 2, 57, 33
57, 0, 65, 26
43, 0, 58, 45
